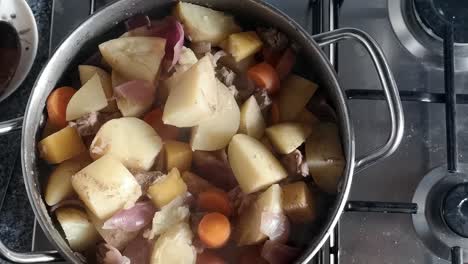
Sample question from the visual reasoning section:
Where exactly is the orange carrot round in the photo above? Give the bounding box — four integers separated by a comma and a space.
196, 251, 226, 264
197, 190, 232, 217
143, 108, 179, 140
198, 212, 231, 248
276, 48, 296, 80
247, 62, 280, 95
46, 86, 77, 128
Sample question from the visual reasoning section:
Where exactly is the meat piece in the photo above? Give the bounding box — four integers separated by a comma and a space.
217, 66, 237, 87
257, 27, 288, 52
192, 150, 238, 190
228, 187, 256, 215
234, 74, 256, 103
261, 240, 300, 264
123, 235, 152, 264
69, 111, 121, 137
96, 244, 130, 264
281, 150, 309, 178
190, 41, 212, 56
133, 171, 165, 193
253, 89, 273, 113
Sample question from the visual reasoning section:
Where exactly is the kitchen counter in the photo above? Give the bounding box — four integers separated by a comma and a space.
0, 0, 51, 262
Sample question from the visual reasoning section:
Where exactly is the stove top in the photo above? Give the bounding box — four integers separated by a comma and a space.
26, 0, 468, 263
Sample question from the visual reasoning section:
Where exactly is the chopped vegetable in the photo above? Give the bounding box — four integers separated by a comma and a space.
279, 74, 318, 121
281, 181, 316, 223
55, 207, 99, 252
247, 62, 280, 94
265, 122, 313, 155
66, 74, 108, 121
197, 190, 232, 216
143, 108, 180, 141
102, 201, 156, 232
149, 16, 185, 70
182, 171, 221, 195
38, 126, 86, 164
239, 95, 266, 139
165, 140, 193, 172
198, 212, 231, 248
78, 65, 117, 112
46, 86, 77, 128
150, 222, 196, 264
114, 80, 156, 117
222, 31, 263, 62
147, 168, 188, 208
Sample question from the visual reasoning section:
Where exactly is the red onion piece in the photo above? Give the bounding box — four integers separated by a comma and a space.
49, 199, 85, 212
102, 201, 156, 232
261, 240, 300, 264
113, 80, 155, 105
124, 14, 151, 31
260, 211, 290, 243
122, 235, 152, 264
150, 17, 185, 70
97, 244, 131, 264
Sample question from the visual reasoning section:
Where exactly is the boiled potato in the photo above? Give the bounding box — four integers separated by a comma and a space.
99, 36, 166, 83
282, 181, 316, 223
66, 74, 108, 121
279, 75, 318, 121
165, 141, 192, 172
87, 209, 139, 250
218, 54, 256, 74
296, 109, 319, 125
228, 134, 287, 194
236, 184, 282, 246
174, 2, 241, 45
150, 222, 196, 264
111, 70, 127, 87
78, 65, 117, 112
147, 168, 187, 208
222, 31, 263, 62
55, 207, 99, 252
163, 56, 218, 127
175, 47, 198, 72
265, 122, 313, 154
45, 158, 90, 206
90, 117, 163, 171
305, 122, 345, 194
239, 95, 265, 139
71, 155, 142, 220
38, 126, 86, 164
190, 81, 240, 151
181, 171, 220, 195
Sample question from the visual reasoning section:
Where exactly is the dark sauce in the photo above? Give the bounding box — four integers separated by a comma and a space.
0, 21, 21, 94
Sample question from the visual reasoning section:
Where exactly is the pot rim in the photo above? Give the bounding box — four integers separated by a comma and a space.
21, 0, 355, 263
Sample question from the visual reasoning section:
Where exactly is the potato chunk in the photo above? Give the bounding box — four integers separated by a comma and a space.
190, 81, 240, 151
228, 134, 287, 194
78, 65, 117, 112
71, 155, 142, 220
99, 36, 166, 83
66, 74, 108, 121
45, 158, 90, 206
223, 31, 263, 62
236, 184, 282, 246
163, 56, 218, 127
279, 75, 318, 121
305, 123, 345, 194
281, 181, 316, 223
239, 95, 266, 139
147, 168, 187, 208
38, 126, 86, 164
165, 140, 193, 172
55, 207, 99, 252
90, 117, 163, 171
174, 2, 241, 45
150, 222, 196, 264
265, 122, 313, 154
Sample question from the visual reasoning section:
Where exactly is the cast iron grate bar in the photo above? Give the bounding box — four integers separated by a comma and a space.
346, 90, 468, 103
345, 201, 418, 214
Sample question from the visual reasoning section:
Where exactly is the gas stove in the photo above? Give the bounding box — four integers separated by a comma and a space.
26, 0, 468, 263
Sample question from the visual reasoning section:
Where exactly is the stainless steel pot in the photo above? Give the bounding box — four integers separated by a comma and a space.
0, 0, 404, 263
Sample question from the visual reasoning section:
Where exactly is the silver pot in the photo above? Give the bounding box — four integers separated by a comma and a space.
0, 0, 404, 263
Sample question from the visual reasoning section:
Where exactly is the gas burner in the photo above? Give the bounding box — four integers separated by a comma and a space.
414, 0, 468, 43
388, 0, 468, 70
443, 183, 468, 238
412, 165, 468, 260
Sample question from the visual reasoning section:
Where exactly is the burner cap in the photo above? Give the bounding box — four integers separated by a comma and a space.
414, 0, 468, 43
443, 183, 468, 237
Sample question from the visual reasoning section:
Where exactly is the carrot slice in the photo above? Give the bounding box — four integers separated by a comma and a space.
196, 251, 226, 264
143, 108, 179, 140
247, 62, 280, 95
46, 86, 77, 128
198, 212, 231, 248
270, 99, 280, 125
197, 190, 232, 216
276, 48, 296, 80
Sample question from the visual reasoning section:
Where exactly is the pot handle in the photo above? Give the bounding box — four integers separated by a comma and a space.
312, 28, 404, 173
0, 117, 23, 135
